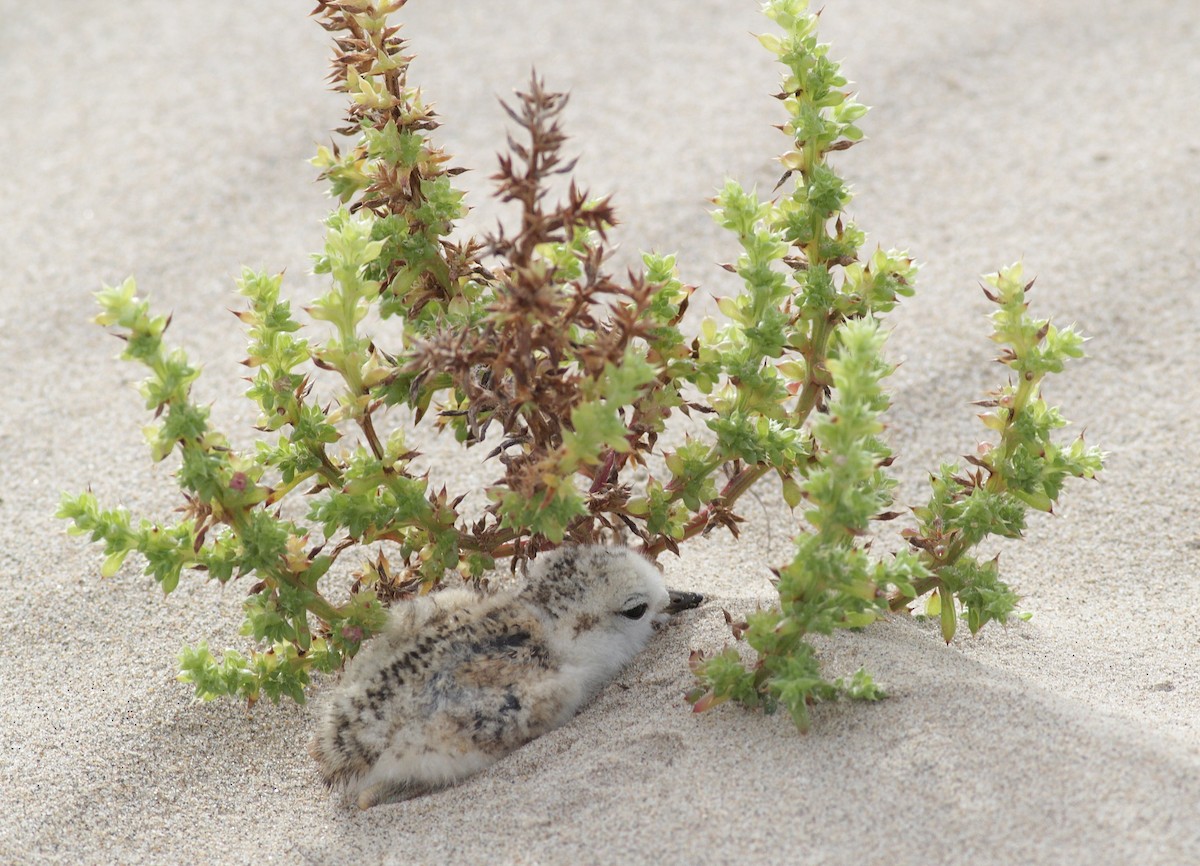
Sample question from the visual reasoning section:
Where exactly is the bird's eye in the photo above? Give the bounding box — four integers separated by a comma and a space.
619, 603, 649, 620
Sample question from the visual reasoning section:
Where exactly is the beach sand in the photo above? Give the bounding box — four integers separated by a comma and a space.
2, 1, 1198, 863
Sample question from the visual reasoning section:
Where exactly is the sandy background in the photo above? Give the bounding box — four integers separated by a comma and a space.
3, 1, 1199, 863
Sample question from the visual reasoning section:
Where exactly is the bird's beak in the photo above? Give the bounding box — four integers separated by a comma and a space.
664, 589, 704, 614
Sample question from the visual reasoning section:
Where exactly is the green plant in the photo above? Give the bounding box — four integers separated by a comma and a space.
684, 1, 1101, 730
59, 0, 1101, 720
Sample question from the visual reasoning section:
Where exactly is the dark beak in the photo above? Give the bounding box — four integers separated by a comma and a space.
664, 589, 704, 614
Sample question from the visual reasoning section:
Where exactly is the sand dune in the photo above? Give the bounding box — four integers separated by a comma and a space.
3, 2, 1198, 863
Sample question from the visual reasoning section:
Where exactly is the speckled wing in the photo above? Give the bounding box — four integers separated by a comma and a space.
425, 600, 576, 758
311, 591, 576, 806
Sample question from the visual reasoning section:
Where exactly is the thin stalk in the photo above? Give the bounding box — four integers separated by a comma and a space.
643, 462, 771, 557
360, 412, 386, 463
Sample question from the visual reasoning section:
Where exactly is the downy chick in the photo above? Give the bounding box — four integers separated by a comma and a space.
310, 544, 702, 808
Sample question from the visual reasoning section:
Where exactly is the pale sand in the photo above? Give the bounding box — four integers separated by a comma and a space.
3, 2, 1199, 864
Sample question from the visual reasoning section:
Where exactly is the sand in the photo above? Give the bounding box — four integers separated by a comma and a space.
3, 1, 1199, 863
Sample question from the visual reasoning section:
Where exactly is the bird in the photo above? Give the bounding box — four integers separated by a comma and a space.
309, 544, 703, 809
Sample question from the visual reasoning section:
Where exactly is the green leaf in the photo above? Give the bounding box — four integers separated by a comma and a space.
100, 550, 128, 578
563, 402, 631, 468
938, 585, 957, 643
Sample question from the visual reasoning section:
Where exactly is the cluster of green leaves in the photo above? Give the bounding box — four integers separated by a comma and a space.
59, 276, 387, 705
888, 265, 1103, 640
61, 0, 475, 703
685, 0, 1102, 729
60, 0, 1100, 718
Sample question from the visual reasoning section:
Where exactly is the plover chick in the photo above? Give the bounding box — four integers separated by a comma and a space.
310, 544, 702, 809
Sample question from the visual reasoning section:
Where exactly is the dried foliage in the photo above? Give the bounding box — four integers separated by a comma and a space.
409, 75, 691, 558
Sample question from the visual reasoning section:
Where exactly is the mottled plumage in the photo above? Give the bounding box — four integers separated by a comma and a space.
310, 545, 701, 808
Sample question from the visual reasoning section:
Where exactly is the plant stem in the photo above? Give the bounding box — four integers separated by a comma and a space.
360, 412, 386, 463
795, 315, 834, 420
303, 588, 343, 623
644, 462, 771, 557
314, 446, 344, 485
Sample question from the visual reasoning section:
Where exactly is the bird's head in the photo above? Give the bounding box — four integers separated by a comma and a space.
520, 545, 702, 694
